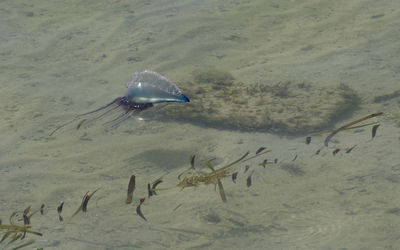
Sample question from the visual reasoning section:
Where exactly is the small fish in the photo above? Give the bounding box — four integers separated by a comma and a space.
57, 202, 64, 222
259, 159, 268, 168
147, 178, 163, 197
23, 206, 31, 216
332, 148, 340, 156
256, 147, 267, 155
345, 145, 357, 154
305, 136, 311, 145
232, 172, 238, 183
372, 124, 380, 139
126, 175, 136, 204
72, 189, 100, 217
244, 165, 250, 173
23, 214, 30, 225
22, 206, 31, 227
315, 149, 321, 155
82, 196, 90, 212
40, 204, 45, 215
136, 198, 147, 221
151, 180, 163, 194
247, 170, 254, 188
247, 175, 252, 188
83, 189, 99, 213
190, 155, 195, 169
147, 183, 154, 197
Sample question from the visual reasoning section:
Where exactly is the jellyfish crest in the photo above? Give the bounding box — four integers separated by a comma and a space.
126, 70, 190, 104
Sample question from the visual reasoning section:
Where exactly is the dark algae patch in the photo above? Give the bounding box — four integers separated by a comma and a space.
158, 69, 360, 134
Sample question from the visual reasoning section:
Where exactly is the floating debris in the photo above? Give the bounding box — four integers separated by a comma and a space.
0, 214, 41, 248
150, 150, 270, 202
178, 152, 250, 202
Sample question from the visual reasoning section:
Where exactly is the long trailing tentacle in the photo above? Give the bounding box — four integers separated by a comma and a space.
109, 110, 143, 128
49, 97, 122, 136
106, 103, 153, 128
103, 110, 132, 128
85, 102, 123, 124
49, 117, 80, 136
75, 97, 123, 117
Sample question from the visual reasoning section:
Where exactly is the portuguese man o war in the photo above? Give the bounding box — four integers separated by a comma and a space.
49, 70, 190, 136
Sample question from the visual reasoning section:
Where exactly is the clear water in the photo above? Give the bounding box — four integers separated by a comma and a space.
1, 0, 399, 249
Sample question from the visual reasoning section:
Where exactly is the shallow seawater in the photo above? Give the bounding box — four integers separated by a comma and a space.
1, 0, 400, 249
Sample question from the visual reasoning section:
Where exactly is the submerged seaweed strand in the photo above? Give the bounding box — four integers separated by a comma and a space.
324, 112, 383, 146
149, 149, 271, 203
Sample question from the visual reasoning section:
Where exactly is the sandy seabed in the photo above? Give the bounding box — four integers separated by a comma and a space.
1, 0, 400, 249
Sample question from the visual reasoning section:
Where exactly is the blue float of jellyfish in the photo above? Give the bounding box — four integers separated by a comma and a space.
50, 70, 190, 135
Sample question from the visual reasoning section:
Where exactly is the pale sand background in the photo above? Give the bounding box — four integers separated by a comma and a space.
1, 0, 400, 249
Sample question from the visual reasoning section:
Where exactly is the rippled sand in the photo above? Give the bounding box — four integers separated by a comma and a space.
1, 0, 400, 249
